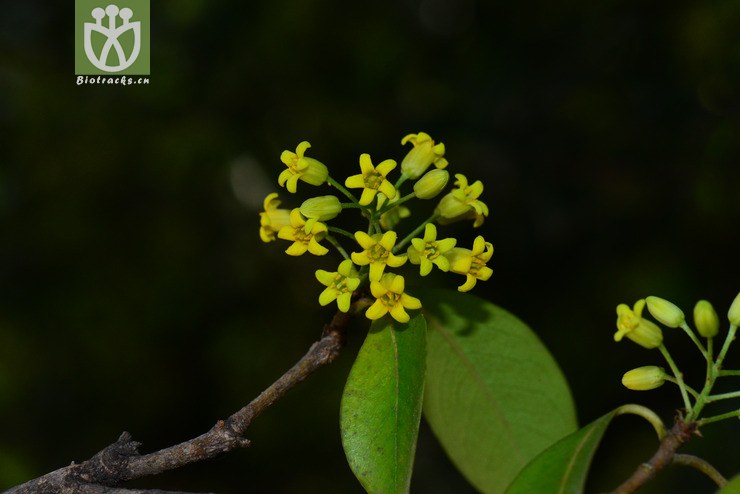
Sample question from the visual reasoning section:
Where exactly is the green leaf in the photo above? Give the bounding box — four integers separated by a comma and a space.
505, 411, 617, 494
420, 288, 577, 494
716, 476, 740, 494
340, 314, 427, 494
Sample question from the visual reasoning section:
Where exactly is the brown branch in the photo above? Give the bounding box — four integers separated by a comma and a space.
3, 310, 351, 494
609, 416, 698, 494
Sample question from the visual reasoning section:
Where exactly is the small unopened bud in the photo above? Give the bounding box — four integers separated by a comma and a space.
299, 195, 342, 221
728, 292, 740, 326
414, 169, 449, 199
622, 366, 666, 391
694, 300, 719, 338
646, 296, 685, 328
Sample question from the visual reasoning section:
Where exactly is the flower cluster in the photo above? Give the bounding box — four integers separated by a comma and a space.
614, 291, 740, 424
259, 133, 494, 323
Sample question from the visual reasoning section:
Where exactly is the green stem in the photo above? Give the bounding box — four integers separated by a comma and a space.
663, 376, 700, 399
706, 389, 740, 402
659, 344, 692, 413
369, 219, 382, 235
691, 325, 740, 419
719, 370, 740, 376
393, 213, 439, 253
375, 192, 416, 216
394, 174, 410, 190
706, 338, 714, 390
697, 408, 740, 426
325, 235, 350, 261
716, 324, 738, 371
328, 226, 356, 241
672, 454, 727, 487
615, 404, 667, 439
680, 322, 707, 356
327, 176, 359, 204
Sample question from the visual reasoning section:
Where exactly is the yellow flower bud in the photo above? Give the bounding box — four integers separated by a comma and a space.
646, 296, 685, 328
414, 169, 449, 199
621, 366, 666, 391
694, 300, 719, 338
729, 292, 740, 326
300, 195, 342, 221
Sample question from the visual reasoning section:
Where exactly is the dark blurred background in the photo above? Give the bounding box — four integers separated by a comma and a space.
1, 0, 739, 492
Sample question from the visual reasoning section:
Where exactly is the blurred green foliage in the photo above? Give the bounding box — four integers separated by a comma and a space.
1, 0, 739, 492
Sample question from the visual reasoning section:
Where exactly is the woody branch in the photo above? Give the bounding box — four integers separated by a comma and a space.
3, 310, 351, 494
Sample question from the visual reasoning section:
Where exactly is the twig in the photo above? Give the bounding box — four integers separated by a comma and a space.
609, 416, 698, 494
2, 310, 351, 494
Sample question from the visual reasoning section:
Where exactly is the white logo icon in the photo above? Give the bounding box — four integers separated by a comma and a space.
84, 4, 141, 72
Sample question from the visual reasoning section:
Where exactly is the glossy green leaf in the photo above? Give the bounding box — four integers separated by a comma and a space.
420, 288, 577, 494
716, 476, 740, 494
340, 314, 427, 494
505, 411, 617, 494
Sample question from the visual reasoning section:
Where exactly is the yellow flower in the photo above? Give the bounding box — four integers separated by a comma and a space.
277, 208, 329, 256
436, 174, 489, 227
278, 141, 329, 193
315, 260, 361, 312
259, 192, 292, 243
622, 366, 666, 391
344, 154, 397, 206
614, 299, 663, 349
445, 236, 493, 292
366, 273, 422, 323
407, 224, 457, 276
351, 231, 407, 281
400, 132, 448, 179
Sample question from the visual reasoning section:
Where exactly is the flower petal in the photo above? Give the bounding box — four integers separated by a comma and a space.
379, 231, 397, 251
366, 300, 388, 320
296, 141, 311, 157
315, 269, 336, 286
351, 251, 371, 265
401, 293, 422, 310
369, 262, 385, 281
319, 288, 338, 306
359, 188, 377, 206
458, 274, 477, 292
345, 174, 365, 189
378, 180, 397, 200
337, 292, 352, 312
354, 231, 375, 250
389, 304, 410, 323
307, 239, 329, 256
376, 159, 397, 176
286, 242, 308, 256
